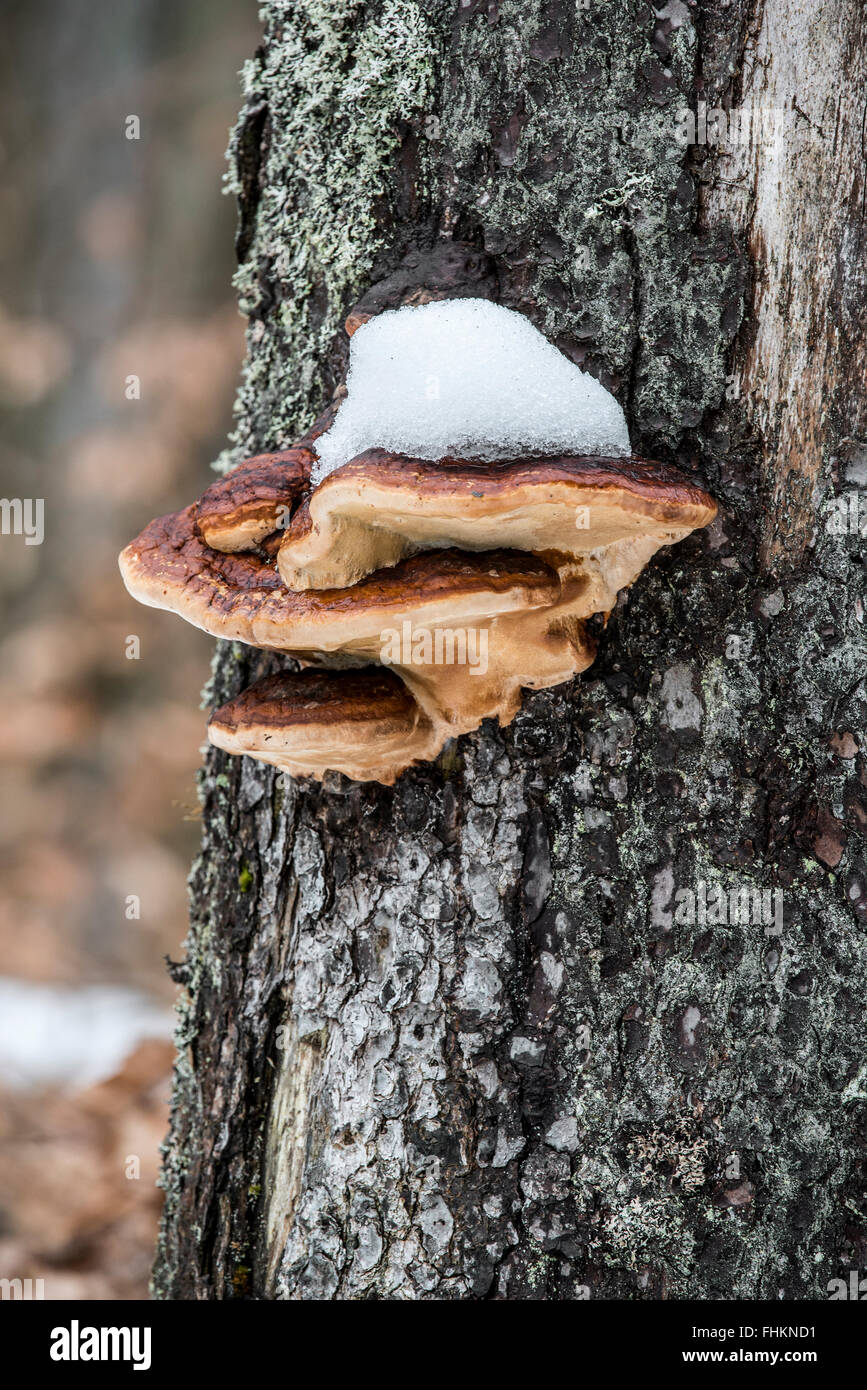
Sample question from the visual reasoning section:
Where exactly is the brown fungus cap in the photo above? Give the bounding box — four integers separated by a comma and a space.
278, 450, 717, 593
120, 504, 558, 650
194, 402, 342, 553
195, 447, 312, 552
119, 502, 594, 739
208, 667, 441, 785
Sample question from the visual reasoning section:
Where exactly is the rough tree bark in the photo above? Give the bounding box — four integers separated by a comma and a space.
153, 0, 867, 1300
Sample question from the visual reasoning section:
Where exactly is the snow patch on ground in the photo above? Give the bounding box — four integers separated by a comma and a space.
0, 978, 173, 1090
313, 298, 630, 480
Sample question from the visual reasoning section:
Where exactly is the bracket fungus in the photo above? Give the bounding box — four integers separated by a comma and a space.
275, 450, 715, 596
195, 446, 312, 552
120, 298, 717, 784
208, 668, 442, 786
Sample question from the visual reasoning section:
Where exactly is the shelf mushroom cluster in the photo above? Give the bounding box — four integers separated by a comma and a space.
120, 451, 716, 786
120, 305, 717, 785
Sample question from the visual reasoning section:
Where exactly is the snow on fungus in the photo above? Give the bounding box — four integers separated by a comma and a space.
312, 298, 630, 481
118, 296, 718, 785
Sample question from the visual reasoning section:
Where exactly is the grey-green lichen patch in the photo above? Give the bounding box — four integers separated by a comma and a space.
435, 0, 741, 449
221, 0, 440, 466
525, 508, 867, 1296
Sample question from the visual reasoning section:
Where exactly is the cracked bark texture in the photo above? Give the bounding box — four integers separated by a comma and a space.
153, 0, 867, 1300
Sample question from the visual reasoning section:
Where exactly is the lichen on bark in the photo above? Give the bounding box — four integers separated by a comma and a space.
153, 0, 867, 1301
223, 0, 440, 460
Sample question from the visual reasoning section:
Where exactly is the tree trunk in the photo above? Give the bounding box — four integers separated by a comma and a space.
153, 0, 867, 1300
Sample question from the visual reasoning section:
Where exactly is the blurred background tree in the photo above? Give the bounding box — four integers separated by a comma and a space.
0, 0, 259, 1300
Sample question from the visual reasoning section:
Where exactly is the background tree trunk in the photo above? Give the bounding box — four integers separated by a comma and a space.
153, 0, 867, 1300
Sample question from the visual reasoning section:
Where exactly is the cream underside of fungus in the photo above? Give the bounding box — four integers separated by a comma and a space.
119, 513, 596, 744
119, 298, 717, 784
276, 454, 709, 593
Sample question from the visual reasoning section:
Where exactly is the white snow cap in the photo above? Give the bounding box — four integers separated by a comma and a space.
313, 298, 630, 481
